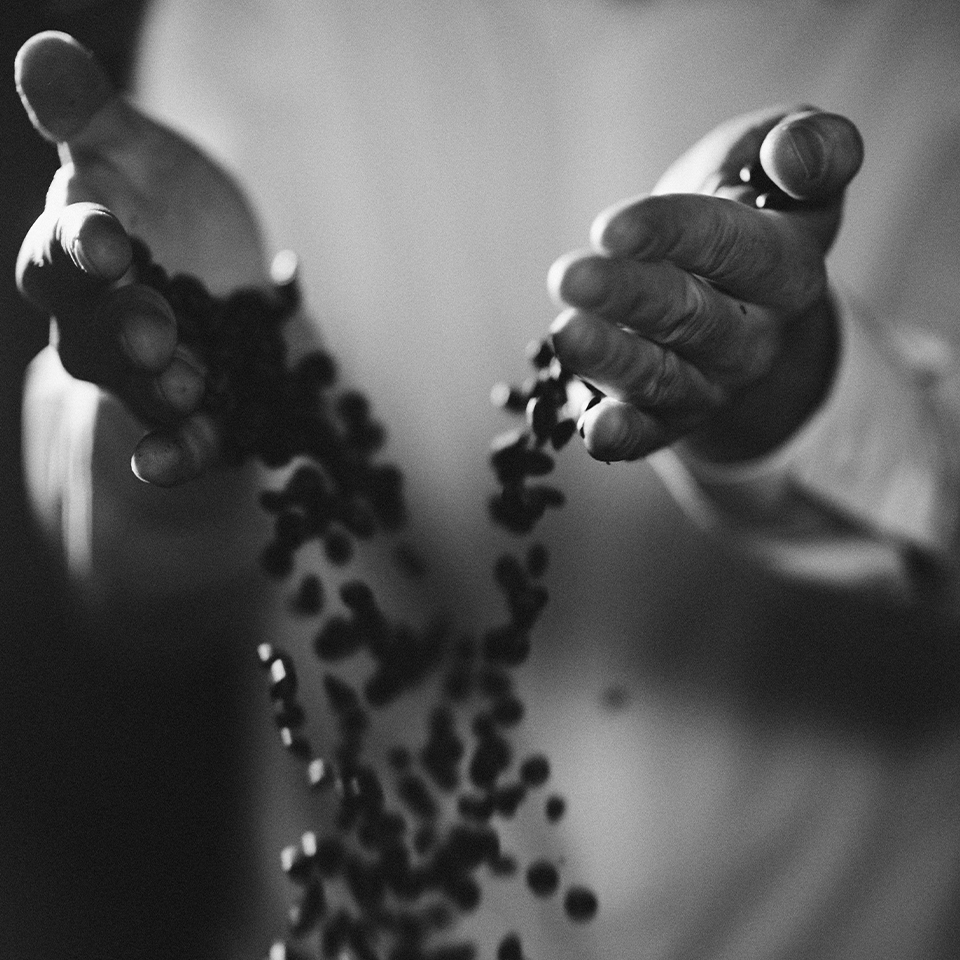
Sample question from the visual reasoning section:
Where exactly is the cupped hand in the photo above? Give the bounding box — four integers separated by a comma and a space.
16, 31, 270, 485
548, 106, 864, 463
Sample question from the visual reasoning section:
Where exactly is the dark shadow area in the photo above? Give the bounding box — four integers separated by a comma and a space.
0, 6, 266, 959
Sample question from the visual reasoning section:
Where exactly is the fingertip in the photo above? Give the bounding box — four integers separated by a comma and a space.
548, 308, 593, 368
58, 203, 131, 281
588, 205, 621, 254
548, 251, 610, 309
589, 196, 648, 257
547, 251, 577, 305
759, 111, 864, 202
131, 414, 220, 486
550, 308, 623, 390
100, 284, 177, 371
578, 397, 653, 461
131, 433, 198, 486
15, 32, 114, 144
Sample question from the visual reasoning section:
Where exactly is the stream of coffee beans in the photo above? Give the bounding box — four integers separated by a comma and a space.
130, 239, 598, 960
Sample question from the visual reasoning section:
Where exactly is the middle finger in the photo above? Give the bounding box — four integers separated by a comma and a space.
549, 307, 727, 415
550, 252, 778, 385
590, 193, 825, 311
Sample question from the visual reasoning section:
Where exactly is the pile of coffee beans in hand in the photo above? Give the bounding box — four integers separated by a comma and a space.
130, 240, 598, 960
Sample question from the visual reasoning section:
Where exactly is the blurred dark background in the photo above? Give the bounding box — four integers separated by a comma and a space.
2, 10, 264, 959
0, 5, 248, 959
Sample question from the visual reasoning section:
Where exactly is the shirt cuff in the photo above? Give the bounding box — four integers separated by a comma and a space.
651, 289, 960, 561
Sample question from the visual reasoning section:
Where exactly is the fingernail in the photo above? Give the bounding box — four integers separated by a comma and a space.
76, 209, 131, 280
783, 122, 828, 186
577, 392, 603, 437
131, 434, 184, 486
70, 235, 96, 273
131, 417, 215, 487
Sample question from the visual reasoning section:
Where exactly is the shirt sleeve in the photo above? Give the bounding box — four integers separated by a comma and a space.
21, 343, 100, 581
649, 290, 960, 600
21, 344, 266, 603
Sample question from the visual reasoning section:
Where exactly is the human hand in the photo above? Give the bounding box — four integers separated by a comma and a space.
548, 106, 864, 463
16, 31, 270, 486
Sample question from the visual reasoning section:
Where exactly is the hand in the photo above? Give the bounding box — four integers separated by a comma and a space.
16, 31, 270, 486
547, 105, 864, 463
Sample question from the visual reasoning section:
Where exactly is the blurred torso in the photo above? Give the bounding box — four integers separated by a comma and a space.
135, 2, 960, 956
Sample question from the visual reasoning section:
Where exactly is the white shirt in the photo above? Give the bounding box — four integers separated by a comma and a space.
654, 290, 960, 600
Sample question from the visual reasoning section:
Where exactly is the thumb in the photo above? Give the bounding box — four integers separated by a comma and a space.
759, 110, 864, 203
15, 31, 115, 150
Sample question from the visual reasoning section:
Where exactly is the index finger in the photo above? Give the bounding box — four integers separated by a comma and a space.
17, 202, 132, 315
591, 193, 826, 311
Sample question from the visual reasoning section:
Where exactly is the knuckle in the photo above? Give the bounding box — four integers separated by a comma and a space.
667, 277, 716, 349
702, 203, 808, 308
571, 315, 617, 379
638, 349, 682, 408
777, 249, 827, 312
699, 204, 746, 279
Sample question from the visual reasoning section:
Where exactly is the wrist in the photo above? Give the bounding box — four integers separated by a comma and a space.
679, 293, 839, 464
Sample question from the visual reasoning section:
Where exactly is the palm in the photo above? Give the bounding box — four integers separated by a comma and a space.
550, 106, 863, 462
60, 104, 268, 294
16, 31, 275, 485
